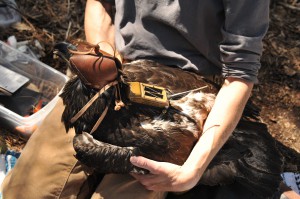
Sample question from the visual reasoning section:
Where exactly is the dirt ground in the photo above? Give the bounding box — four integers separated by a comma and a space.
0, 0, 299, 157
254, 1, 300, 153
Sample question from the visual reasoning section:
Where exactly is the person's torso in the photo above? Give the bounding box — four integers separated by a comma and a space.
114, 0, 225, 76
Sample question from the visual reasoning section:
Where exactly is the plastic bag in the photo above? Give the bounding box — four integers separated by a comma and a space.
0, 0, 21, 28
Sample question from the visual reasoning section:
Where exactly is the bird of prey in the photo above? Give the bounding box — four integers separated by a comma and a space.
55, 42, 292, 199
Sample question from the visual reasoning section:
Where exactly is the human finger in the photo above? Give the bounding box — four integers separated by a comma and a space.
130, 156, 163, 174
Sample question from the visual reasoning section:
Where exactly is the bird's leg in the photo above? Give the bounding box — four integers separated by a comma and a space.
73, 132, 148, 174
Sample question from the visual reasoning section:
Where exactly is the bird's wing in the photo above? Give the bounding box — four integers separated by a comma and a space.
122, 60, 218, 94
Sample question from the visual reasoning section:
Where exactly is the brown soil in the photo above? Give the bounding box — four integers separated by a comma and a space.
0, 0, 299, 156
254, 1, 300, 153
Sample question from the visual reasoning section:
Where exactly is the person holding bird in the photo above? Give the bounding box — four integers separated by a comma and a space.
2, 0, 275, 199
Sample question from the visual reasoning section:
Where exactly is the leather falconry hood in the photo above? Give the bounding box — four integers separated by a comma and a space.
68, 41, 122, 90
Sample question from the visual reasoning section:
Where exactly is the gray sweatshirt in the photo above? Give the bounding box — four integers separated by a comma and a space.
112, 0, 270, 83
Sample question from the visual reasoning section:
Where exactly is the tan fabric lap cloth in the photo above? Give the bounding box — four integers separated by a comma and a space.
1, 99, 165, 199
91, 174, 167, 199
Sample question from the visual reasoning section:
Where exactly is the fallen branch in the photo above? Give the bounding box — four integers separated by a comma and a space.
278, 2, 300, 11
65, 21, 72, 40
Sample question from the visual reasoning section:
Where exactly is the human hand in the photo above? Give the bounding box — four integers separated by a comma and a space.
130, 156, 201, 192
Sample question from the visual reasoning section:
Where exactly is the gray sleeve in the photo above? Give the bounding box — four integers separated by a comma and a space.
220, 0, 270, 83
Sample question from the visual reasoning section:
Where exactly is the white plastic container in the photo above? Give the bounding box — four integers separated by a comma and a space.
0, 154, 5, 186
0, 41, 68, 136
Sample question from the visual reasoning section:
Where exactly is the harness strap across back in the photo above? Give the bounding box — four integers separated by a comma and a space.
70, 81, 119, 134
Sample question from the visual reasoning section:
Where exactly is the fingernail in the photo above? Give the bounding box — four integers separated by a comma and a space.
130, 156, 137, 163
